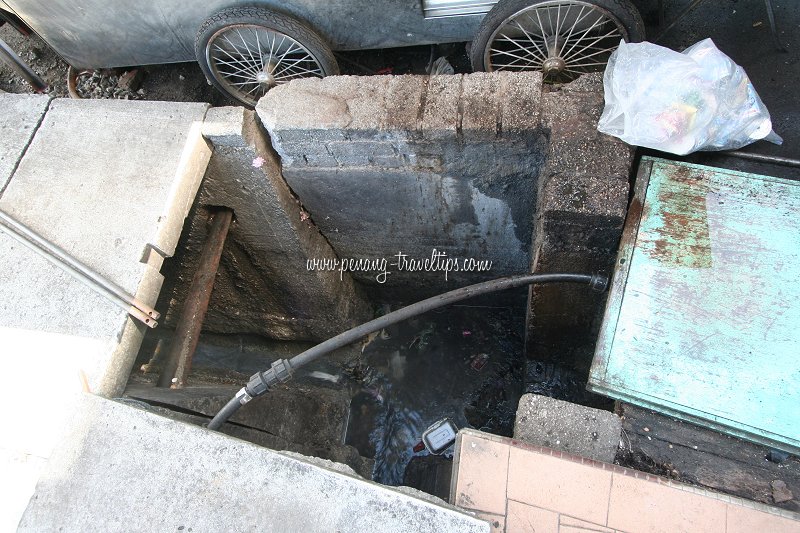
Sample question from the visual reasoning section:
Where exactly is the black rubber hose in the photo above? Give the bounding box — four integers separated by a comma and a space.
207, 272, 606, 430
291, 273, 602, 367
210, 396, 243, 430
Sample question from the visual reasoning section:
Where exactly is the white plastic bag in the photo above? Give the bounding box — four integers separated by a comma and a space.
597, 39, 781, 155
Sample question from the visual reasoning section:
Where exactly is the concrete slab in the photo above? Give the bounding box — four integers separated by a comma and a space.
0, 93, 49, 192
1, 98, 211, 287
527, 73, 633, 370
0, 98, 210, 395
256, 73, 552, 298
0, 98, 211, 530
19, 394, 489, 533
513, 393, 621, 463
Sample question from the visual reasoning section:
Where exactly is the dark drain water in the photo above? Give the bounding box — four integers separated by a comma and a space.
344, 306, 524, 485
131, 302, 526, 488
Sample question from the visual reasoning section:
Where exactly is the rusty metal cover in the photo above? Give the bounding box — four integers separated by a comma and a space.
589, 157, 800, 453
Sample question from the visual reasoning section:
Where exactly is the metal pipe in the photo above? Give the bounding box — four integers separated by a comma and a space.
0, 209, 159, 327
160, 208, 233, 389
763, 0, 788, 53
0, 36, 47, 92
207, 271, 608, 430
723, 150, 800, 168
654, 0, 707, 43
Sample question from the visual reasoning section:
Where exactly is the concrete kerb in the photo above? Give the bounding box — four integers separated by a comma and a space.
0, 97, 212, 397
513, 393, 622, 463
0, 96, 216, 531
526, 73, 633, 365
19, 394, 491, 533
254, 72, 555, 296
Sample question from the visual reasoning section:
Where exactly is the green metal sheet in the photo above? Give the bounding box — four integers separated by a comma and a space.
589, 157, 800, 453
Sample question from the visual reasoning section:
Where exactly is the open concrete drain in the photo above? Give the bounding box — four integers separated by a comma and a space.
127, 300, 525, 493
115, 70, 630, 498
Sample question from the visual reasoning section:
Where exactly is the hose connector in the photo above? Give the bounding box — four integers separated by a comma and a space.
244, 358, 293, 398
590, 272, 609, 292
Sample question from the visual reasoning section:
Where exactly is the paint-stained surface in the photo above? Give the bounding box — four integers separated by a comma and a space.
589, 157, 800, 453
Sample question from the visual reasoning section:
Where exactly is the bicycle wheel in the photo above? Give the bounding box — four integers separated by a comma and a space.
196, 7, 339, 107
470, 0, 645, 82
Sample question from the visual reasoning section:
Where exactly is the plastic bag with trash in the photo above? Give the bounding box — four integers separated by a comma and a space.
597, 39, 782, 155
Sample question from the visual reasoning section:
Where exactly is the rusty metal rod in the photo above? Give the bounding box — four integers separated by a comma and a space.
159, 208, 233, 389
0, 36, 47, 92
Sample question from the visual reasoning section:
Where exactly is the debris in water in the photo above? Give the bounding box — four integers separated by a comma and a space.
251, 156, 265, 168
462, 329, 472, 337
414, 323, 435, 350
361, 330, 380, 353
767, 449, 790, 464
364, 385, 385, 403
469, 353, 489, 372
346, 307, 524, 485
421, 418, 458, 454
389, 351, 407, 380
308, 371, 340, 384
428, 56, 455, 76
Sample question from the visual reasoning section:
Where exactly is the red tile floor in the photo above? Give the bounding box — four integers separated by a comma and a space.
451, 429, 800, 533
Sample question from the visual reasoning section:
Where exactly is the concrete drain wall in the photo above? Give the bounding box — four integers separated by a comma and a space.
167, 71, 632, 368
256, 73, 547, 295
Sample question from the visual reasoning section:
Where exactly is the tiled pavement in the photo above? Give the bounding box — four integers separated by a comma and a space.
451, 429, 800, 533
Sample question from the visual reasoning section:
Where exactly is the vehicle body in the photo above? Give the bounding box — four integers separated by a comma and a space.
0, 0, 492, 69
0, 0, 645, 106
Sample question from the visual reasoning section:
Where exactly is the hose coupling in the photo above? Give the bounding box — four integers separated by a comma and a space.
590, 272, 609, 292
244, 358, 294, 398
